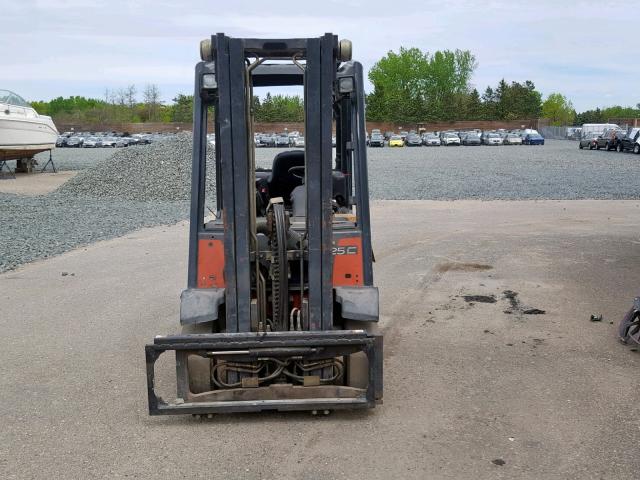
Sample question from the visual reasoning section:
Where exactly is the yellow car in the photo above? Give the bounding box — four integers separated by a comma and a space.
388, 135, 404, 147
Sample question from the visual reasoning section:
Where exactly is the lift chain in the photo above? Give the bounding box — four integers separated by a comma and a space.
270, 203, 289, 330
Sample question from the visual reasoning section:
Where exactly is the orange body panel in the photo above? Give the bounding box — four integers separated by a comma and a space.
197, 239, 225, 288
332, 237, 363, 286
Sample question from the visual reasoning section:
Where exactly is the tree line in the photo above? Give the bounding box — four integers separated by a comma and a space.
31, 88, 304, 125
575, 105, 640, 125
32, 84, 179, 124
30, 47, 640, 127
365, 47, 542, 122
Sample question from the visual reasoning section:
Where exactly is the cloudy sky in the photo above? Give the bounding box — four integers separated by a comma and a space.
3, 0, 637, 111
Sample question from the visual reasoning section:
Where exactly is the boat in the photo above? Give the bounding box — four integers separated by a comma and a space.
0, 89, 59, 162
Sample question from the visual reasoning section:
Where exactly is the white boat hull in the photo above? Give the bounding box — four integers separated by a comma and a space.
0, 107, 59, 161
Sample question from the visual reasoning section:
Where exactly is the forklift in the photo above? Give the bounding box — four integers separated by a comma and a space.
145, 34, 383, 415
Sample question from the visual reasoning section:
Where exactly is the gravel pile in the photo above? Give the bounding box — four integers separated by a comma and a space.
58, 132, 216, 202
1, 133, 218, 273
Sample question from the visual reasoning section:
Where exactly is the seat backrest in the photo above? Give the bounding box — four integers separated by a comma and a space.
268, 150, 305, 202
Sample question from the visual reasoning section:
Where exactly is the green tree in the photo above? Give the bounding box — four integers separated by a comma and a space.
367, 47, 476, 123
466, 88, 483, 120
541, 93, 575, 126
170, 94, 194, 122
254, 93, 303, 122
482, 87, 497, 119
496, 80, 542, 120
601, 105, 640, 119
575, 108, 604, 124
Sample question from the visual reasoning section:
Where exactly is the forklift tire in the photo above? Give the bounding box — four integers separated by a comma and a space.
181, 322, 213, 394
344, 320, 380, 389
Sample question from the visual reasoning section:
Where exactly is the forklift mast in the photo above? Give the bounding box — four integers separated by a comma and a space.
145, 34, 382, 415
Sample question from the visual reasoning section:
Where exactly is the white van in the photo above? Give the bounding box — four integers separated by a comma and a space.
581, 123, 620, 138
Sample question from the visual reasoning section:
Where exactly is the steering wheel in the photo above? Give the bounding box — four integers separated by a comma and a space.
288, 166, 305, 180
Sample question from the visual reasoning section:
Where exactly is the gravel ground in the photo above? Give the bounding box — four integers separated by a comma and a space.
0, 196, 186, 272
2, 138, 639, 272
364, 140, 640, 200
34, 147, 117, 171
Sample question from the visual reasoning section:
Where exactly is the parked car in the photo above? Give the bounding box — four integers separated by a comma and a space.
405, 133, 422, 147
369, 133, 385, 147
503, 133, 523, 145
619, 128, 640, 154
55, 136, 67, 147
113, 137, 127, 147
399, 131, 409, 140
275, 135, 290, 147
523, 133, 545, 145
66, 136, 83, 147
578, 133, 599, 150
483, 133, 502, 146
441, 132, 461, 146
99, 137, 116, 148
258, 134, 275, 147
422, 134, 441, 146
596, 128, 625, 151
293, 136, 305, 148
132, 134, 151, 145
388, 135, 404, 147
461, 133, 481, 146
82, 137, 100, 148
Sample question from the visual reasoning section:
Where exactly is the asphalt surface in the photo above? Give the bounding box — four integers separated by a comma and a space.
2, 200, 639, 479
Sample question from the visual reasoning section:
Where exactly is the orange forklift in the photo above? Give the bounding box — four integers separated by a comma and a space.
145, 34, 382, 415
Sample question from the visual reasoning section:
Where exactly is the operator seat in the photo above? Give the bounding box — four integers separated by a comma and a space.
266, 149, 349, 214
267, 150, 304, 204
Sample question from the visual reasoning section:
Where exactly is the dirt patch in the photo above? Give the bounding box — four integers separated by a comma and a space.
503, 290, 520, 310
462, 295, 497, 304
436, 262, 493, 273
502, 290, 546, 315
0, 171, 78, 196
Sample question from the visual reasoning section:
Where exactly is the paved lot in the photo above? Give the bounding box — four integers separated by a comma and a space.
2, 200, 639, 479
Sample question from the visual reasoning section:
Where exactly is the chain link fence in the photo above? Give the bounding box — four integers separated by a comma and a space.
540, 121, 639, 141
538, 126, 579, 140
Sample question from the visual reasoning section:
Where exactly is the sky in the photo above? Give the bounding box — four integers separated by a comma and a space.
2, 0, 637, 112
